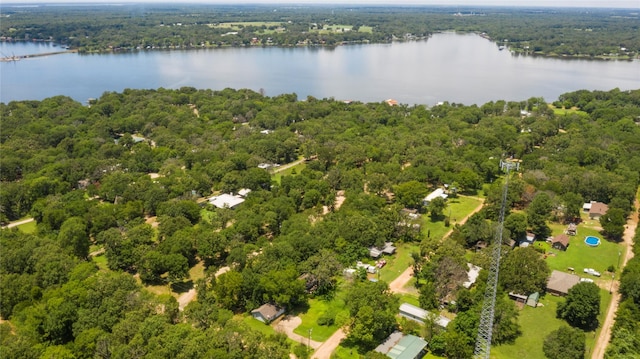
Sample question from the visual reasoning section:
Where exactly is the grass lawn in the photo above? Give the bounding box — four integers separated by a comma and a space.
240, 314, 278, 337
333, 345, 362, 358
200, 208, 216, 224
539, 222, 625, 278
421, 195, 483, 241
378, 243, 419, 283
548, 104, 588, 117
492, 289, 612, 359
92, 253, 109, 271
271, 162, 306, 185
16, 220, 36, 234
293, 296, 349, 342
396, 292, 420, 307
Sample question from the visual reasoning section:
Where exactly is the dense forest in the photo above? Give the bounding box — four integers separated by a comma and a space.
1, 86, 639, 358
0, 5, 638, 59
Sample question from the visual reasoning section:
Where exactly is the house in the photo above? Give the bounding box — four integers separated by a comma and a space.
382, 242, 397, 255
251, 303, 285, 323
547, 270, 580, 296
208, 193, 245, 209
552, 234, 570, 251
566, 223, 577, 236
375, 331, 428, 359
588, 202, 609, 220
369, 242, 396, 258
399, 303, 450, 328
463, 263, 481, 289
423, 188, 448, 205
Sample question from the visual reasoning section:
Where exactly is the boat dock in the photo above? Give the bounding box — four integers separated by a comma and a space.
1, 49, 77, 62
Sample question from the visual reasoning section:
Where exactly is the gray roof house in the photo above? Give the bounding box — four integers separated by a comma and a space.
547, 270, 580, 296
251, 303, 285, 323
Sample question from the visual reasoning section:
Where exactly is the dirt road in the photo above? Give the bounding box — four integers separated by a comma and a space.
2, 217, 34, 229
591, 198, 638, 359
274, 316, 322, 349
312, 328, 346, 359
388, 198, 485, 294
272, 158, 306, 174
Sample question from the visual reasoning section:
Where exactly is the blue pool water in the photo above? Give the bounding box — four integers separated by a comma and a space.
584, 236, 601, 247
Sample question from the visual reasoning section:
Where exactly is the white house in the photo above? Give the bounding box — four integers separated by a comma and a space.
208, 193, 245, 209
423, 188, 448, 205
399, 303, 450, 328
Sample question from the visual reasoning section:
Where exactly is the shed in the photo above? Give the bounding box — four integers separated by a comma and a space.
566, 223, 577, 236
399, 303, 450, 328
527, 292, 540, 307
251, 303, 285, 323
375, 332, 428, 359
547, 270, 580, 296
552, 234, 570, 251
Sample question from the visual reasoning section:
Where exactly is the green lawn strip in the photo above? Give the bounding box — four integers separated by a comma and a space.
293, 297, 348, 342
421, 195, 483, 241
396, 292, 420, 307
200, 208, 215, 224
543, 223, 623, 277
16, 220, 36, 234
378, 243, 419, 283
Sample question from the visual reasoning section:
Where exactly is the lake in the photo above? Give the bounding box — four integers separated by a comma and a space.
1, 33, 638, 105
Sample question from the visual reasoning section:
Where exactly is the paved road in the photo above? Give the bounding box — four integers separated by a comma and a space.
591, 197, 638, 359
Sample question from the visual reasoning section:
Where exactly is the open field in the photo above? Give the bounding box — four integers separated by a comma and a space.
548, 104, 589, 117
421, 195, 483, 241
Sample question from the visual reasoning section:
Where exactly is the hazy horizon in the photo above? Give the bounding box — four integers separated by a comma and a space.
2, 0, 639, 8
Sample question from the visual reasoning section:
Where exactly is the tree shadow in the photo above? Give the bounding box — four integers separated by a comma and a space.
170, 280, 194, 294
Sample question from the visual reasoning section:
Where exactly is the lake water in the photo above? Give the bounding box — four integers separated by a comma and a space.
1, 33, 638, 105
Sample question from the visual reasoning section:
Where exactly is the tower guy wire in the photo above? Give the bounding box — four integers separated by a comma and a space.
473, 159, 517, 359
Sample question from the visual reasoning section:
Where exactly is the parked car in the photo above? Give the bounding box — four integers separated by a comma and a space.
583, 268, 601, 277
580, 278, 594, 283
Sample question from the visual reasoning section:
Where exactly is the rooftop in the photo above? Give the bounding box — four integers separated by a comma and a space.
208, 193, 245, 209
547, 270, 580, 295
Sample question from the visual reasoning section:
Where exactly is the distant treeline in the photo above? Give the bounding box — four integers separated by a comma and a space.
0, 4, 638, 59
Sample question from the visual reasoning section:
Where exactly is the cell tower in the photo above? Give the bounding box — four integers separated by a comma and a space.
473, 159, 519, 359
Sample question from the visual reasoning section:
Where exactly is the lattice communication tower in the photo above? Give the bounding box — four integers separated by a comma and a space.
473, 159, 519, 359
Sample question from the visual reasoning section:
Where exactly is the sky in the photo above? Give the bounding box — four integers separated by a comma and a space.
5, 0, 640, 8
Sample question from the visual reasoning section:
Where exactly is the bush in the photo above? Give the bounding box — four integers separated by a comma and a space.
317, 310, 335, 326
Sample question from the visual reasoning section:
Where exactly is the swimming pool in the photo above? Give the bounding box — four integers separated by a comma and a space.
584, 236, 601, 247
